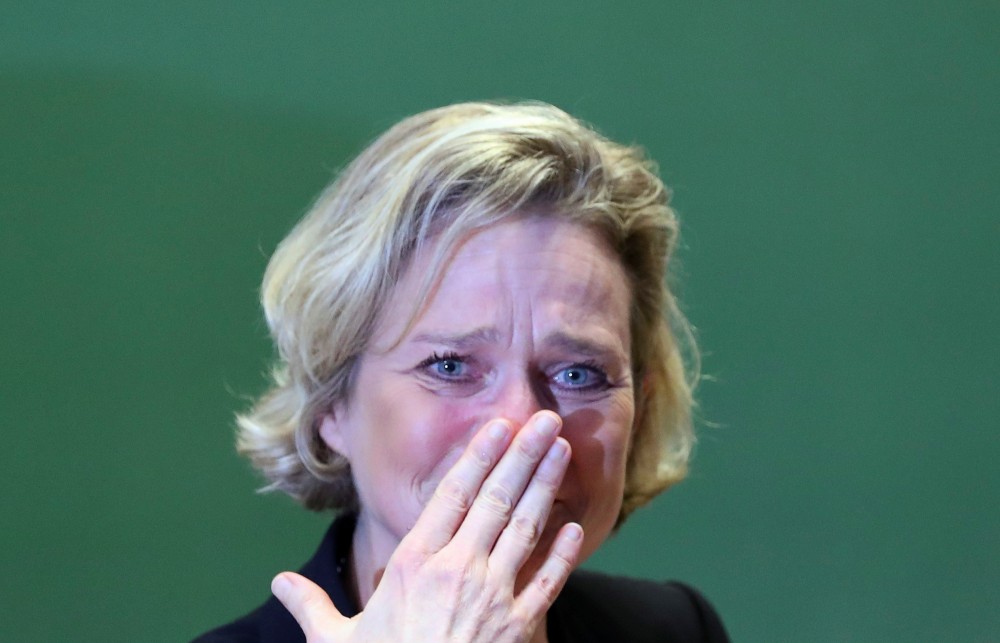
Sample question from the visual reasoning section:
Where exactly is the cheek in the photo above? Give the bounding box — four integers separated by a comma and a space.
605, 393, 637, 465
561, 393, 635, 523
410, 419, 469, 491
565, 394, 634, 466
363, 393, 480, 504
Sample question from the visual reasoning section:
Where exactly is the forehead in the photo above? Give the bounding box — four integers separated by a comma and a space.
374, 216, 632, 351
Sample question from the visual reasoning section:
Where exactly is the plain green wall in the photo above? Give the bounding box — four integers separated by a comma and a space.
2, 2, 997, 640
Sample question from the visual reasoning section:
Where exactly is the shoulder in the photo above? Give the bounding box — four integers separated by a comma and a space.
550, 569, 729, 643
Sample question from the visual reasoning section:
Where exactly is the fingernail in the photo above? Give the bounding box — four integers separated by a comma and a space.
534, 413, 560, 437
271, 573, 292, 598
488, 420, 510, 441
566, 523, 583, 541
545, 439, 568, 462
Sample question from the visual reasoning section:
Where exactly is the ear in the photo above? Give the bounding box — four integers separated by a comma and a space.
318, 412, 351, 460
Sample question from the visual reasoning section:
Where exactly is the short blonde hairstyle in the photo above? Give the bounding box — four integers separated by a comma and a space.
238, 101, 698, 524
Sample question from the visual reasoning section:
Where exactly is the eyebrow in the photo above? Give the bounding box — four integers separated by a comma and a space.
410, 327, 625, 362
410, 327, 503, 350
541, 330, 626, 363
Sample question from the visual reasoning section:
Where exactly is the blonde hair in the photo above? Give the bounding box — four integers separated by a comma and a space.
237, 101, 699, 524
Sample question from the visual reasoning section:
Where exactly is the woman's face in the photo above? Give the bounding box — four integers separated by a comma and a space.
320, 215, 635, 581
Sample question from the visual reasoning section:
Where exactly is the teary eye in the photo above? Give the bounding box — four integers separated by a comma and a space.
553, 363, 607, 389
418, 352, 469, 379
435, 356, 464, 377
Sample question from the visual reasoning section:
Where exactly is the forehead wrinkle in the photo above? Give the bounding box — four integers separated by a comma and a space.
410, 326, 502, 350
465, 244, 522, 353
541, 330, 624, 361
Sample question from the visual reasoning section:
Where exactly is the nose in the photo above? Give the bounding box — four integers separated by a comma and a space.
491, 370, 553, 428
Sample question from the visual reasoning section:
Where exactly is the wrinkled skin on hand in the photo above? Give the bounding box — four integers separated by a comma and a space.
272, 411, 581, 643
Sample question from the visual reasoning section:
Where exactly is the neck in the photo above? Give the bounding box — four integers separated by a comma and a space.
348, 510, 395, 606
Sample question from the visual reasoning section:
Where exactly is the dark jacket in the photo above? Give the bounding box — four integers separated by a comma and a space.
193, 515, 729, 642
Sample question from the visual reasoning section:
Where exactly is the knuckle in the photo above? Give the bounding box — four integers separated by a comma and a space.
469, 447, 492, 471
515, 437, 543, 460
533, 465, 562, 488
427, 557, 469, 587
391, 544, 425, 570
509, 514, 539, 542
536, 572, 559, 601
552, 548, 574, 570
434, 477, 472, 512
479, 484, 515, 516
507, 610, 533, 635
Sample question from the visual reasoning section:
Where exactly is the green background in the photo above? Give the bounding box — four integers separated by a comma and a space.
2, 2, 997, 641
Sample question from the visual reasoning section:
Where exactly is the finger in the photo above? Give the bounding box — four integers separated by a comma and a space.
404, 418, 513, 553
271, 572, 347, 639
452, 411, 561, 552
488, 436, 570, 575
512, 523, 583, 622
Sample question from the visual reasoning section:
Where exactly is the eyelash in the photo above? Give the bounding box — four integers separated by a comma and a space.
553, 360, 609, 390
416, 353, 610, 392
417, 351, 470, 378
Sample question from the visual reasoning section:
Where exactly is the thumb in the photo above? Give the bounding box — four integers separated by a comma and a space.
271, 572, 346, 639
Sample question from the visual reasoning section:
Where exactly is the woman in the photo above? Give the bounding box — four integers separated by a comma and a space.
197, 102, 728, 642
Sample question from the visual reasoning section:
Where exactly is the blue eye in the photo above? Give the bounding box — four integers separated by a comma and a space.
434, 357, 465, 377
417, 352, 470, 380
554, 364, 606, 389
